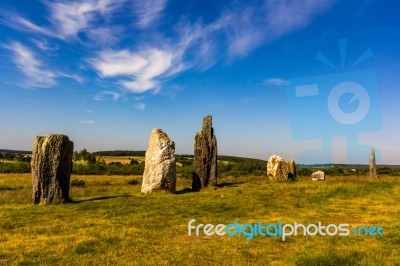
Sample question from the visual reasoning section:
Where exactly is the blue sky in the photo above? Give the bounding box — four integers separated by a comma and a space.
0, 0, 399, 164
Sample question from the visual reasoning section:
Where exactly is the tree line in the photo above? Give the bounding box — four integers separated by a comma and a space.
1, 150, 400, 177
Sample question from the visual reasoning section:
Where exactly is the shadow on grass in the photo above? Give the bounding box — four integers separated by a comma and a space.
174, 188, 194, 194
69, 195, 131, 203
174, 181, 247, 194
217, 181, 246, 188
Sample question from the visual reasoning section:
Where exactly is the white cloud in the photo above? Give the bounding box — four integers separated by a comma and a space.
0, 12, 55, 37
133, 102, 146, 111
3, 42, 57, 88
266, 0, 334, 37
46, 0, 122, 39
79, 120, 95, 124
58, 72, 84, 83
1, 0, 124, 44
264, 78, 288, 87
91, 48, 180, 93
133, 0, 167, 29
94, 90, 123, 101
31, 39, 58, 52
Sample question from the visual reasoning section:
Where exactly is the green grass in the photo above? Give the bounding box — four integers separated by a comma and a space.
98, 156, 145, 164
0, 174, 399, 265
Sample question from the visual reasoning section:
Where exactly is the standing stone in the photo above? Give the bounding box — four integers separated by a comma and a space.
311, 171, 325, 181
369, 148, 378, 178
267, 155, 289, 181
193, 115, 218, 190
288, 159, 297, 180
141, 128, 176, 193
31, 134, 73, 205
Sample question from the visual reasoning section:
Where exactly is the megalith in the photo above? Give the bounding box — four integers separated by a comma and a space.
192, 115, 218, 190
288, 159, 297, 180
369, 148, 378, 178
141, 128, 176, 193
311, 171, 326, 181
267, 155, 289, 181
32, 134, 74, 204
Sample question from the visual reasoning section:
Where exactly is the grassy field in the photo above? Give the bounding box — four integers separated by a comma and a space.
0, 174, 399, 265
97, 156, 145, 164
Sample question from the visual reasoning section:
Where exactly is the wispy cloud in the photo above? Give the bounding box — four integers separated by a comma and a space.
1, 0, 124, 44
3, 41, 57, 88
1, 0, 335, 94
0, 12, 55, 37
264, 78, 288, 87
31, 39, 59, 52
46, 0, 123, 39
133, 102, 146, 111
58, 72, 84, 83
133, 0, 167, 29
94, 90, 123, 101
79, 120, 95, 124
91, 48, 183, 93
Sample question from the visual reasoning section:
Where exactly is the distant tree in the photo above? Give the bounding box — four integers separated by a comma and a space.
130, 159, 139, 165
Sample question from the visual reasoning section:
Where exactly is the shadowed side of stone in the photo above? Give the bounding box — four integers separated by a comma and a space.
288, 159, 297, 180
193, 115, 218, 190
31, 134, 73, 205
141, 128, 176, 193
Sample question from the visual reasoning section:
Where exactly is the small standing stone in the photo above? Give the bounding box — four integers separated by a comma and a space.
311, 171, 325, 181
193, 115, 218, 190
31, 134, 74, 204
369, 148, 378, 178
141, 128, 176, 193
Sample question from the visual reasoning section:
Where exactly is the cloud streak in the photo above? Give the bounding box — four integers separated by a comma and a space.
264, 78, 288, 87
2, 0, 336, 93
94, 90, 123, 101
133, 0, 167, 29
79, 120, 95, 124
3, 42, 57, 88
91, 48, 183, 93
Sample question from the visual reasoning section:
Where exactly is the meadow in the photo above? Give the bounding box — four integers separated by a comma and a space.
0, 173, 399, 265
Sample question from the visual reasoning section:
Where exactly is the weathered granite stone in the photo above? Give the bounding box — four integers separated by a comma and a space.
369, 148, 378, 178
311, 171, 325, 181
193, 115, 218, 190
31, 134, 73, 204
141, 128, 176, 193
288, 159, 297, 180
267, 155, 289, 181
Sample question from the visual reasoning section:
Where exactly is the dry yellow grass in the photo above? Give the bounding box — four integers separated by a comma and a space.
0, 173, 399, 265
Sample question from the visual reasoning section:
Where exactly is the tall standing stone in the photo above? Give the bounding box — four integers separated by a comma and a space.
193, 115, 218, 190
267, 155, 289, 181
288, 159, 297, 180
141, 128, 176, 193
369, 148, 378, 178
31, 134, 73, 205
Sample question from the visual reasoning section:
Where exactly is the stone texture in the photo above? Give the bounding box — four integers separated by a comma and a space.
141, 128, 176, 193
288, 159, 297, 180
311, 171, 325, 181
267, 155, 289, 181
31, 134, 73, 205
193, 115, 218, 190
369, 148, 378, 178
